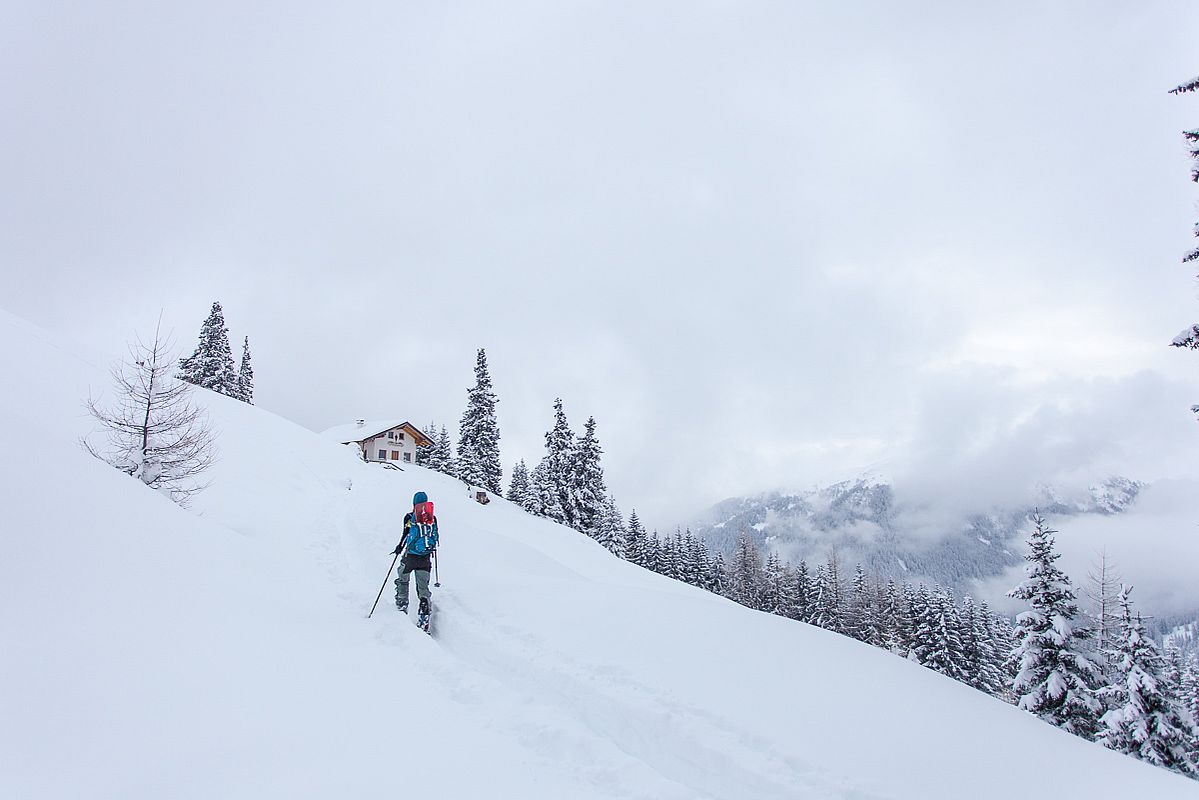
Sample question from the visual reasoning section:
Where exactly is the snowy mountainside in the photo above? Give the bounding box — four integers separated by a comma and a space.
1, 309, 1194, 799
1165, 620, 1199, 658
692, 476, 1143, 591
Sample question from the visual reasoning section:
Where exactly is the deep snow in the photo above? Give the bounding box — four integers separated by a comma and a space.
2, 309, 1196, 799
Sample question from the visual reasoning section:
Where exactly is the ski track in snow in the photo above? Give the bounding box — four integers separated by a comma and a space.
318, 492, 869, 799
432, 590, 879, 800
357, 574, 877, 800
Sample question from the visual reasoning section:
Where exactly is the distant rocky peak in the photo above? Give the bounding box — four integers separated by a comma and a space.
1032, 477, 1144, 517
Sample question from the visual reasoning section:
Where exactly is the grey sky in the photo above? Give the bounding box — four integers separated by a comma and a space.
3, 1, 1199, 529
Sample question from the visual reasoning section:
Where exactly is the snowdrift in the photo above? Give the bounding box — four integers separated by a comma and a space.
1, 309, 1195, 799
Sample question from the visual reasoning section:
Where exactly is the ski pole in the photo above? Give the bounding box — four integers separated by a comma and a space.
433, 549, 441, 588
368, 547, 405, 618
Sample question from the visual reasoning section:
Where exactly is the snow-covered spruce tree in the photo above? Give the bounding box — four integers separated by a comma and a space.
691, 533, 710, 587
1098, 586, 1198, 776
626, 509, 647, 567
529, 457, 562, 519
84, 322, 216, 505
709, 550, 729, 597
1008, 513, 1102, 739
507, 459, 531, 505
960, 595, 984, 690
808, 564, 838, 630
596, 497, 627, 558
906, 584, 935, 664
825, 552, 845, 633
571, 416, 607, 537
661, 532, 681, 581
775, 563, 799, 618
235, 336, 253, 404
695, 537, 709, 587
913, 585, 940, 668
791, 560, 812, 622
679, 531, 702, 586
923, 587, 968, 683
178, 301, 238, 395
414, 422, 437, 467
457, 349, 502, 494
760, 553, 782, 614
675, 534, 691, 580
1183, 656, 1199, 732
844, 564, 865, 639
880, 579, 905, 655
730, 533, 763, 608
847, 564, 882, 646
654, 532, 673, 578
670, 531, 688, 583
1164, 644, 1187, 700
672, 532, 687, 581
990, 612, 1019, 703
974, 600, 1012, 699
427, 425, 456, 477
542, 399, 576, 525
646, 530, 663, 574
899, 582, 923, 660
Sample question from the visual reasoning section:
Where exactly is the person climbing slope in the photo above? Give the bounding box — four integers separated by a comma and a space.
393, 491, 439, 629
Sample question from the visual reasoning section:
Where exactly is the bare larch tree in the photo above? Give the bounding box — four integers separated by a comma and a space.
83, 320, 217, 505
1084, 548, 1123, 674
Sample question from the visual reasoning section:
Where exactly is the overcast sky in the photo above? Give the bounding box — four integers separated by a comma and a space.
3, 1, 1199, 530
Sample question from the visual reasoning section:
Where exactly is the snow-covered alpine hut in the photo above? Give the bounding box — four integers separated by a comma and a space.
322, 419, 433, 465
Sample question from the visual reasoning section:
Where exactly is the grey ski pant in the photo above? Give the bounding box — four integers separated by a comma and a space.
395, 567, 431, 609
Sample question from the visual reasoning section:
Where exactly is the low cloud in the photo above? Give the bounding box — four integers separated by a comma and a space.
973, 479, 1199, 619
892, 368, 1199, 517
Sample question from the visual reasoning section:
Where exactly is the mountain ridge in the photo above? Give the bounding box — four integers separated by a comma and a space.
690, 475, 1145, 592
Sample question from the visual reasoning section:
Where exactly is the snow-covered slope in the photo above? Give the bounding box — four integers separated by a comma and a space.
2, 310, 1195, 799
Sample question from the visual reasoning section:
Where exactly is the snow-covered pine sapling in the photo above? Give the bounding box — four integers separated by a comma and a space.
83, 319, 216, 505
236, 336, 254, 404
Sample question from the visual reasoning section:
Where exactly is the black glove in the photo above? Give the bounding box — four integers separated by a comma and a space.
392, 544, 403, 555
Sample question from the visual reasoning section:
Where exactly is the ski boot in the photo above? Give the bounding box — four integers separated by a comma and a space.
417, 596, 431, 634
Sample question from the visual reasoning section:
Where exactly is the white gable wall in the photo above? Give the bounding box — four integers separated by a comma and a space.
362, 426, 419, 464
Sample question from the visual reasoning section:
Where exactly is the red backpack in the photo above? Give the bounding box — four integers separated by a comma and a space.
415, 501, 435, 525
